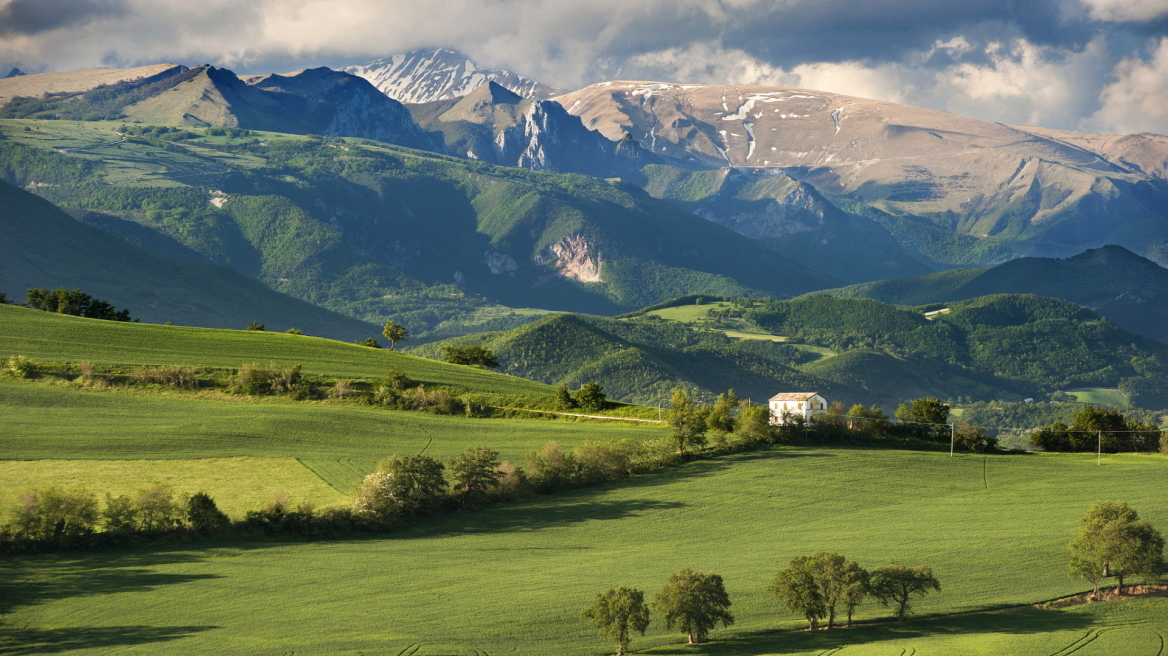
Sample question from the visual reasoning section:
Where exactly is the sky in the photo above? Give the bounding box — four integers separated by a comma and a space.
1, 0, 1167, 135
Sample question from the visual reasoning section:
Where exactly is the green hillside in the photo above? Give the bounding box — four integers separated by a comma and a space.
3, 447, 1165, 654
410, 312, 863, 406
424, 293, 1168, 411
826, 245, 1168, 343
0, 119, 838, 335
0, 179, 381, 340
0, 303, 551, 395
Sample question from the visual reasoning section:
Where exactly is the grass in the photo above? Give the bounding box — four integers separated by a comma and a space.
1, 447, 1165, 654
646, 301, 733, 323
1067, 387, 1129, 408
0, 458, 347, 519
0, 304, 551, 395
0, 379, 662, 472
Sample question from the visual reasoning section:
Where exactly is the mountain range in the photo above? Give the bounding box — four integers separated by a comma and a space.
342, 47, 562, 104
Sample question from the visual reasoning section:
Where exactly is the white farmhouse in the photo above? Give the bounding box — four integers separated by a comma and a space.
768, 392, 828, 425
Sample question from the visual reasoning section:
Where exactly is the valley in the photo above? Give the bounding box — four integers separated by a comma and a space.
2, 47, 1168, 656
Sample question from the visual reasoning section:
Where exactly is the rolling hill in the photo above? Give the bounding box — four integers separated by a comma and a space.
0, 179, 381, 340
827, 245, 1168, 343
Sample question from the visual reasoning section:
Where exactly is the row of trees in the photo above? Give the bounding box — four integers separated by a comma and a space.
1030, 407, 1162, 453
21, 287, 134, 321
581, 558, 940, 654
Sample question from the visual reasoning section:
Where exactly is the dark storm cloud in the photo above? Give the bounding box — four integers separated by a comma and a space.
0, 0, 128, 36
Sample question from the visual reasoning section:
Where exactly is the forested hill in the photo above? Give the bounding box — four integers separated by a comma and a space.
0, 178, 380, 340
823, 245, 1168, 344
414, 294, 1168, 411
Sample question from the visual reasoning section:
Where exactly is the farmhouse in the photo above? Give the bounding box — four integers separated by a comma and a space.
768, 392, 828, 425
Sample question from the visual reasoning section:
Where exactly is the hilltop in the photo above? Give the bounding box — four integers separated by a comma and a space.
827, 245, 1168, 343
343, 47, 563, 104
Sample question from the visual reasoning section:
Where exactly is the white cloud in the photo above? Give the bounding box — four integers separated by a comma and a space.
1086, 36, 1168, 134
1079, 0, 1168, 22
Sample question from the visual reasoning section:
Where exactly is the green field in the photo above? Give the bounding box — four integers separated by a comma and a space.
2, 447, 1165, 654
646, 301, 733, 322
0, 304, 551, 394
1067, 387, 1130, 408
0, 458, 348, 518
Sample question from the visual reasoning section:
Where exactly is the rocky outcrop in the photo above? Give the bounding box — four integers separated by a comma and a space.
537, 235, 604, 283
343, 48, 561, 104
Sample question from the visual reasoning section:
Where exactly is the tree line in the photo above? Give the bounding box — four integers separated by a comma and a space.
13, 287, 134, 322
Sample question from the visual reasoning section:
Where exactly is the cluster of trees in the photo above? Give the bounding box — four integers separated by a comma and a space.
555, 382, 607, 411
1030, 407, 1162, 453
3, 484, 229, 546
442, 345, 498, 368
1069, 501, 1164, 597
23, 288, 133, 321
582, 569, 733, 653
772, 554, 940, 629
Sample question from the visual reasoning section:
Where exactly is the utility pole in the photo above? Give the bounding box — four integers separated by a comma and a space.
1098, 430, 1102, 466
950, 423, 955, 457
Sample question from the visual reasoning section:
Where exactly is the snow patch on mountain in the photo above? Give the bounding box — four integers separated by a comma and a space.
343, 47, 559, 104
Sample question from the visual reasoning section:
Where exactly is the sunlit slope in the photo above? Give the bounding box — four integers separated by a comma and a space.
0, 304, 551, 395
2, 448, 1164, 654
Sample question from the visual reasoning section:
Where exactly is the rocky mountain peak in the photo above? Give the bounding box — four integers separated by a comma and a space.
342, 47, 562, 104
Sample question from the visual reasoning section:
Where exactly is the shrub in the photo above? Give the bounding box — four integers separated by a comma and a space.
330, 379, 357, 398
383, 368, 412, 390
135, 484, 184, 532
12, 487, 99, 542
131, 365, 199, 389
358, 337, 382, 348
78, 361, 98, 379
285, 327, 304, 335
555, 384, 577, 410
443, 345, 499, 369
526, 441, 578, 493
400, 385, 463, 414
246, 321, 265, 331
234, 362, 303, 396
575, 440, 636, 485
4, 355, 33, 378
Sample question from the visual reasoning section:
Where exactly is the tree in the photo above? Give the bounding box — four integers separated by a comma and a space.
581, 586, 651, 655
1069, 501, 1164, 596
382, 320, 409, 350
25, 287, 132, 321
447, 446, 502, 507
555, 384, 577, 410
839, 561, 870, 628
575, 382, 607, 411
668, 387, 708, 455
895, 397, 950, 442
869, 564, 941, 621
246, 321, 265, 331
442, 345, 499, 369
769, 555, 825, 629
652, 568, 734, 645
284, 327, 303, 335
706, 389, 739, 441
358, 337, 382, 348
354, 454, 447, 521
12, 487, 99, 542
187, 492, 230, 534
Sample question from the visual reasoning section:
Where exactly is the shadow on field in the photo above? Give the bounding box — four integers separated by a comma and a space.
647, 606, 1095, 654
0, 624, 214, 655
410, 498, 689, 538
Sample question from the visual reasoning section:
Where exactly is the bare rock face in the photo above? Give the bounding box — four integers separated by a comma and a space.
537, 235, 604, 283
343, 48, 561, 104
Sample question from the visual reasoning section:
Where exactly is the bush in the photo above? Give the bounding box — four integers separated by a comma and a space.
575, 440, 636, 485
555, 384, 577, 410
234, 362, 304, 396
134, 484, 184, 532
443, 345, 499, 368
4, 355, 33, 378
526, 441, 578, 493
285, 327, 304, 335
246, 321, 265, 331
12, 487, 99, 542
131, 365, 199, 389
358, 337, 382, 348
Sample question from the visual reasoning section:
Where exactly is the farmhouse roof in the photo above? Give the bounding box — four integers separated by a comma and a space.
769, 392, 820, 402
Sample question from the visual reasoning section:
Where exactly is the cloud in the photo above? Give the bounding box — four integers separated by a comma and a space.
0, 0, 128, 36
1087, 36, 1168, 133
0, 0, 1164, 134
1079, 0, 1168, 22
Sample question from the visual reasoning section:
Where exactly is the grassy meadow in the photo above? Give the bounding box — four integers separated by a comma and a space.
0, 304, 551, 393
2, 447, 1166, 655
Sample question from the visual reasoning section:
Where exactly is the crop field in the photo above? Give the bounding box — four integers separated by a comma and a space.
0, 305, 552, 395
2, 447, 1165, 655
1067, 387, 1130, 408
0, 458, 348, 518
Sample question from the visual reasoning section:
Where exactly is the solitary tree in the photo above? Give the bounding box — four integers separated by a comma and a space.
575, 382, 607, 411
555, 384, 577, 410
382, 320, 409, 350
653, 568, 734, 645
580, 586, 651, 655
869, 564, 941, 621
187, 492, 230, 534
1069, 501, 1164, 596
447, 446, 503, 507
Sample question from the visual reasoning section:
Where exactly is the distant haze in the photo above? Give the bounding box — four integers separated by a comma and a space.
0, 0, 1166, 135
